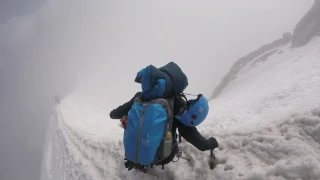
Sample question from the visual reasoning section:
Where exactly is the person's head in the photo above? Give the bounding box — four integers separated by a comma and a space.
177, 94, 209, 126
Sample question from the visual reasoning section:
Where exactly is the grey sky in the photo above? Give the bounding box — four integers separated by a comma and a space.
0, 0, 44, 25
0, 1, 313, 180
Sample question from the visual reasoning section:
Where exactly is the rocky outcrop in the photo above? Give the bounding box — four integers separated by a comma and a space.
251, 49, 279, 67
210, 33, 292, 100
292, 0, 320, 47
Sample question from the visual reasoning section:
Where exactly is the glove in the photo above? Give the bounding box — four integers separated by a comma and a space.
207, 137, 219, 150
109, 110, 119, 119
124, 159, 135, 171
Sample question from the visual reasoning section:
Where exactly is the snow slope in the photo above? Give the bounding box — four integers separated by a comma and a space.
41, 37, 320, 180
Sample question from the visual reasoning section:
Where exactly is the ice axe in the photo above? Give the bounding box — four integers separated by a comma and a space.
208, 149, 217, 170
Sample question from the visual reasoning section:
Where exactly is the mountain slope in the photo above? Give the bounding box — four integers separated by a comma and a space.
210, 33, 292, 100
41, 37, 320, 180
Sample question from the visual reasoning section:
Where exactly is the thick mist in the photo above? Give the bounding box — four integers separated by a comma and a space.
0, 0, 313, 180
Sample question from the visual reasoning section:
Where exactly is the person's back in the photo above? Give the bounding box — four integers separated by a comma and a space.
109, 92, 219, 169
109, 62, 218, 170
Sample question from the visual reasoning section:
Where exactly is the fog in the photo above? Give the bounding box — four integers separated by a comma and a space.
0, 0, 313, 180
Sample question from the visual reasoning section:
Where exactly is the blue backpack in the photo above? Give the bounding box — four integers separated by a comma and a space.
124, 97, 174, 165
123, 62, 188, 166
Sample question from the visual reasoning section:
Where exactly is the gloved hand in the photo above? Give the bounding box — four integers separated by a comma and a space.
110, 110, 119, 119
124, 158, 135, 171
207, 137, 219, 150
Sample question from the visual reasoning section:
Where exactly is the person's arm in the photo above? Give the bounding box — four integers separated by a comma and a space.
177, 121, 218, 151
109, 92, 142, 119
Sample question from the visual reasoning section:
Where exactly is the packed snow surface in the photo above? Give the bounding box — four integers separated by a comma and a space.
41, 37, 320, 180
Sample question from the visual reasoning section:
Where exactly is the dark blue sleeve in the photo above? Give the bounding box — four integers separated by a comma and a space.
177, 121, 211, 151
109, 92, 142, 119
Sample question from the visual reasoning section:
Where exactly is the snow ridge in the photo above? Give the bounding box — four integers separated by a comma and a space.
41, 37, 320, 180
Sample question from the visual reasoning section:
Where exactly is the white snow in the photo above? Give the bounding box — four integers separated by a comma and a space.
41, 37, 320, 180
